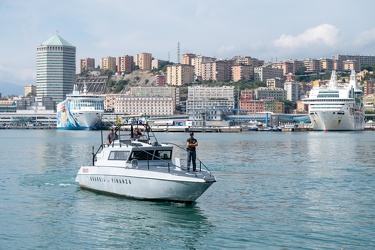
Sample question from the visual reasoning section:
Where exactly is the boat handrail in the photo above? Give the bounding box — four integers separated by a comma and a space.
162, 142, 214, 176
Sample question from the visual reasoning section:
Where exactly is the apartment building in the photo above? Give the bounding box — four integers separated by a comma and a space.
320, 58, 334, 71
100, 56, 117, 72
343, 60, 361, 72
363, 80, 375, 95
24, 84, 36, 97
284, 81, 300, 106
117, 55, 133, 73
266, 78, 284, 89
303, 59, 321, 73
156, 75, 167, 86
166, 64, 194, 86
135, 53, 152, 70
79, 58, 95, 73
202, 60, 233, 82
233, 56, 263, 67
273, 61, 295, 75
191, 55, 216, 80
253, 67, 283, 82
240, 89, 262, 114
181, 53, 196, 65
232, 65, 252, 82
332, 54, 375, 67
253, 87, 286, 100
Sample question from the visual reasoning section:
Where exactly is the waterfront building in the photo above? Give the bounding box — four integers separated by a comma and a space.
79, 58, 95, 73
100, 56, 117, 72
240, 99, 265, 114
275, 101, 285, 114
166, 64, 194, 86
253, 66, 283, 82
363, 94, 375, 112
130, 86, 179, 110
117, 55, 133, 73
264, 98, 277, 113
296, 100, 308, 113
105, 94, 174, 116
36, 34, 76, 106
187, 86, 235, 123
24, 84, 36, 97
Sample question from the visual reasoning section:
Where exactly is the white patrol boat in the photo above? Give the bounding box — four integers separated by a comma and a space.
75, 125, 216, 203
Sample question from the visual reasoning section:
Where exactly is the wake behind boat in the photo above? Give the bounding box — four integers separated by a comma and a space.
303, 70, 364, 131
56, 84, 105, 130
75, 124, 217, 203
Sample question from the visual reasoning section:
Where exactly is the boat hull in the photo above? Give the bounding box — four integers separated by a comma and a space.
57, 99, 103, 130
75, 166, 214, 203
310, 110, 365, 131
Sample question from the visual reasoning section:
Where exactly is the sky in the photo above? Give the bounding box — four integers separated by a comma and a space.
0, 0, 375, 95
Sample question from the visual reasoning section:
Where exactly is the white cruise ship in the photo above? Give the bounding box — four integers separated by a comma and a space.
303, 70, 364, 131
56, 84, 105, 130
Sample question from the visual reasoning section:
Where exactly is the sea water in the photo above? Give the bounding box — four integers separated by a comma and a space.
0, 129, 374, 249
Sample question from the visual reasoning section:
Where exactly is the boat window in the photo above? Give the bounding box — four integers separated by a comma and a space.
129, 150, 155, 161
108, 151, 130, 160
154, 150, 172, 160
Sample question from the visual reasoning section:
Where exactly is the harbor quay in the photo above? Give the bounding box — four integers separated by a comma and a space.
0, 111, 374, 132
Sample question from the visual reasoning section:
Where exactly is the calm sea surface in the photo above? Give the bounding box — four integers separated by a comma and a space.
0, 129, 374, 249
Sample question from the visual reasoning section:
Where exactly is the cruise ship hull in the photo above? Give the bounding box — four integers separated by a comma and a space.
56, 92, 105, 130
310, 109, 365, 131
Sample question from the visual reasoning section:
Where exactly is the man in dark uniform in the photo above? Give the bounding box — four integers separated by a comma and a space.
186, 132, 198, 171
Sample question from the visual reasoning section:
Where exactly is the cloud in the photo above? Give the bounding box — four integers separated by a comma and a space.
273, 24, 340, 49
0, 65, 35, 85
352, 28, 375, 48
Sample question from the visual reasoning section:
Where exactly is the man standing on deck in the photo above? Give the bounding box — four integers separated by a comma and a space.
107, 128, 118, 144
186, 132, 198, 171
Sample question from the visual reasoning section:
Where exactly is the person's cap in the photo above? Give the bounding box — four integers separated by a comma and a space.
189, 132, 194, 136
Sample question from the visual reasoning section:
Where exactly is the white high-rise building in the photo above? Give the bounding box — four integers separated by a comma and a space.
284, 81, 300, 105
36, 34, 76, 105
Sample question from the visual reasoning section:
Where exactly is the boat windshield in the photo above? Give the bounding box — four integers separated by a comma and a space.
129, 150, 172, 161
108, 151, 130, 160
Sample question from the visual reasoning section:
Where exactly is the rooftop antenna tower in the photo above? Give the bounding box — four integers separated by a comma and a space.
177, 42, 180, 64
168, 52, 170, 62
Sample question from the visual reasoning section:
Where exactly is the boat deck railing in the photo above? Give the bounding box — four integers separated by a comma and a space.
162, 142, 214, 176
